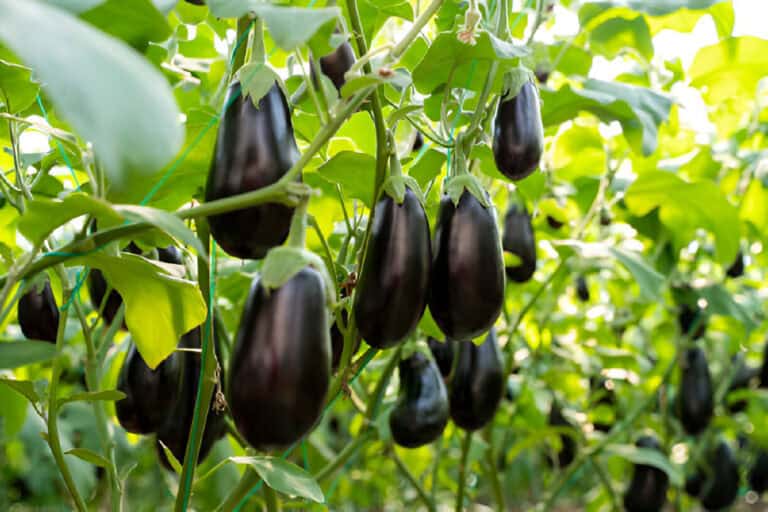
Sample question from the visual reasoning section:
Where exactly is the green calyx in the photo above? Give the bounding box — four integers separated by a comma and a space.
501, 66, 535, 102
260, 246, 337, 309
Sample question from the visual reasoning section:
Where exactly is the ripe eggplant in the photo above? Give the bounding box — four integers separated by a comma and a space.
229, 268, 331, 449
116, 343, 183, 434
449, 329, 504, 431
354, 187, 431, 349
18, 277, 59, 343
575, 275, 589, 302
205, 82, 299, 259
623, 435, 669, 512
502, 203, 536, 283
315, 41, 355, 91
389, 351, 449, 448
677, 347, 713, 435
700, 440, 739, 510
429, 191, 504, 340
89, 243, 181, 325
492, 80, 544, 181
156, 328, 226, 468
726, 250, 744, 278
548, 402, 576, 467
749, 450, 768, 494
678, 303, 706, 339
412, 132, 424, 153
427, 337, 455, 378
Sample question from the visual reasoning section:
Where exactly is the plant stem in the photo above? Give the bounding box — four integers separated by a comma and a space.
430, 434, 444, 502
232, 16, 252, 71
456, 431, 473, 512
287, 198, 309, 248
485, 427, 505, 511
388, 0, 445, 61
365, 345, 402, 420
590, 455, 619, 510
315, 429, 375, 481
263, 485, 280, 512
392, 448, 436, 512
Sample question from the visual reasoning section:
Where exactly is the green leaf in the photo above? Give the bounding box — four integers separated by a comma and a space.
260, 247, 314, 291
551, 124, 607, 180
0, 340, 57, 369
741, 180, 768, 238
624, 171, 739, 264
412, 32, 528, 94
580, 0, 725, 17
408, 149, 446, 188
590, 15, 653, 60
0, 59, 39, 112
238, 64, 279, 106
60, 389, 125, 405
604, 443, 683, 486
65, 448, 110, 468
540, 79, 672, 156
159, 440, 183, 474
340, 76, 385, 99
0, 0, 183, 198
70, 252, 206, 369
0, 382, 27, 436
381, 175, 406, 203
0, 378, 40, 404
114, 204, 206, 257
690, 36, 768, 104
230, 456, 324, 503
357, 0, 413, 44
316, 151, 376, 208
79, 0, 170, 49
607, 247, 665, 300
699, 284, 758, 331
419, 308, 444, 341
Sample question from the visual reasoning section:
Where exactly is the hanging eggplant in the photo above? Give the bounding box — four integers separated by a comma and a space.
449, 329, 504, 431
427, 337, 455, 378
116, 343, 183, 435
229, 267, 331, 449
677, 347, 713, 435
502, 203, 536, 283
18, 277, 59, 343
205, 81, 299, 259
314, 41, 356, 92
389, 351, 449, 448
429, 191, 504, 340
354, 187, 431, 349
623, 435, 669, 512
492, 79, 544, 181
699, 440, 739, 510
548, 402, 576, 467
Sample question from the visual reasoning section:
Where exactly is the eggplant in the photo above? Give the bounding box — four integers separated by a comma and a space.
205, 82, 299, 259
623, 435, 669, 512
699, 440, 739, 510
684, 471, 704, 497
314, 41, 356, 92
726, 358, 759, 413
726, 250, 744, 278
427, 337, 455, 378
677, 347, 713, 435
354, 187, 431, 349
412, 132, 424, 153
678, 303, 706, 340
156, 328, 226, 469
389, 351, 449, 448
548, 402, 576, 467
18, 277, 59, 343
116, 343, 183, 434
492, 80, 544, 181
749, 450, 768, 494
575, 275, 589, 302
429, 191, 504, 340
546, 215, 564, 230
229, 268, 331, 449
760, 341, 768, 387
449, 329, 504, 431
502, 203, 536, 283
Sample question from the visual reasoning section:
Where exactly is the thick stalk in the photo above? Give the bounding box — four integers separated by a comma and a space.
287, 198, 309, 248
456, 431, 473, 512
232, 16, 252, 71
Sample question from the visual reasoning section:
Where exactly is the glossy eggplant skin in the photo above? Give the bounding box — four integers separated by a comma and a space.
623, 435, 669, 512
429, 191, 504, 341
449, 329, 504, 431
205, 82, 299, 259
116, 344, 183, 434
427, 337, 455, 378
492, 80, 544, 181
677, 347, 713, 435
316, 41, 355, 91
726, 250, 744, 278
229, 268, 331, 449
354, 188, 431, 349
749, 450, 768, 493
548, 403, 576, 467
390, 352, 449, 448
575, 275, 589, 302
156, 328, 226, 468
700, 441, 739, 510
18, 278, 59, 343
502, 203, 536, 283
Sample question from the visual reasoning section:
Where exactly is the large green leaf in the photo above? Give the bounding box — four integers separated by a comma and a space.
0, 60, 39, 112
540, 79, 672, 156
71, 253, 206, 369
0, 340, 57, 369
604, 443, 683, 486
690, 37, 768, 104
79, 0, 170, 49
230, 456, 324, 503
741, 180, 768, 238
0, 0, 183, 198
589, 15, 654, 60
316, 151, 376, 208
580, 0, 725, 17
624, 171, 739, 264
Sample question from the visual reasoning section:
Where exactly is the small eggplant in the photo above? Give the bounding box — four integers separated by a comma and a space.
18, 277, 59, 343
412, 132, 424, 153
677, 347, 713, 435
427, 337, 455, 378
389, 351, 449, 448
699, 440, 739, 510
726, 357, 759, 413
575, 275, 589, 302
449, 329, 504, 431
429, 191, 504, 341
623, 435, 669, 512
492, 80, 544, 181
548, 402, 576, 467
229, 268, 331, 449
726, 250, 744, 278
353, 187, 431, 349
502, 203, 536, 283
315, 41, 356, 92
205, 82, 299, 259
678, 303, 706, 340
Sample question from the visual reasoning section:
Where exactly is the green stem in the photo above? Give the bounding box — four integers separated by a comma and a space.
251, 18, 265, 66
287, 198, 309, 248
315, 430, 375, 481
430, 434, 444, 502
525, 0, 545, 44
263, 485, 280, 512
365, 345, 402, 420
216, 470, 260, 512
485, 427, 505, 511
590, 455, 619, 511
392, 448, 436, 512
456, 431, 473, 512
387, 0, 445, 61
232, 16, 252, 71
308, 216, 337, 290
296, 50, 328, 125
